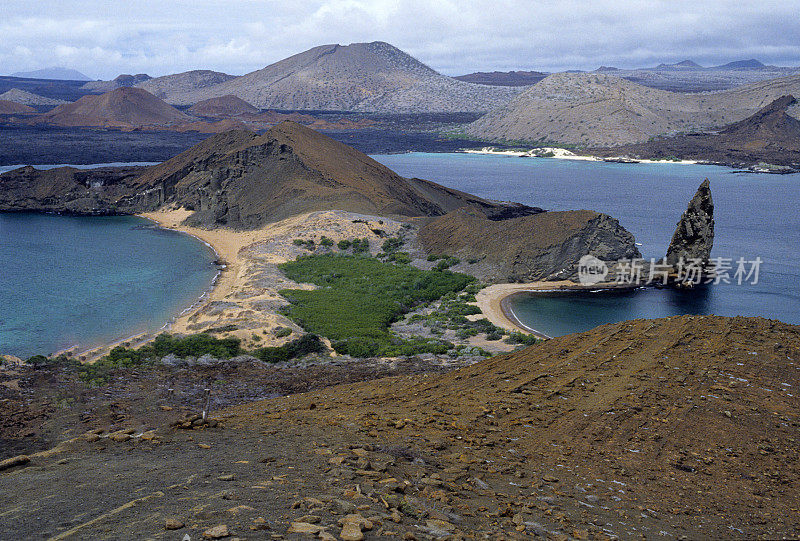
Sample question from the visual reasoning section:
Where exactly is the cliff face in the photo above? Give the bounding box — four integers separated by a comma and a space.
418, 207, 641, 283
0, 166, 148, 215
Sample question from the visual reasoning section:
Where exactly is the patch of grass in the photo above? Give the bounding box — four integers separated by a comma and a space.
278, 254, 474, 356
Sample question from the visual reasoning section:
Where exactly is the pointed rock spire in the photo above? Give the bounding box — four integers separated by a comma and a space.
665, 179, 715, 282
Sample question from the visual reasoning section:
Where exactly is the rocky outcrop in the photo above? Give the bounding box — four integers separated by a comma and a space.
418, 207, 640, 283
665, 179, 715, 279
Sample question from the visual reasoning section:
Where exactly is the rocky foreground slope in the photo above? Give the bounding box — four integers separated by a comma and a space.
1, 316, 797, 539
467, 72, 800, 146
133, 41, 522, 113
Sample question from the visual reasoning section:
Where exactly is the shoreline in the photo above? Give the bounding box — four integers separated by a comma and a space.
476, 280, 639, 339
55, 210, 235, 362
461, 146, 699, 165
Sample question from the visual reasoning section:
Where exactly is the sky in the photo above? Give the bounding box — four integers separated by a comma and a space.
2, 0, 800, 80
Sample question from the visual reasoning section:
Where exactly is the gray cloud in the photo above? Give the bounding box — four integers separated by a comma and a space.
1, 0, 799, 80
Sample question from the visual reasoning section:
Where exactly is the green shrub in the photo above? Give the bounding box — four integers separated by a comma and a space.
351, 238, 370, 253
506, 332, 539, 345
273, 326, 293, 338
337, 239, 352, 251
253, 334, 324, 363
320, 236, 334, 247
381, 237, 404, 253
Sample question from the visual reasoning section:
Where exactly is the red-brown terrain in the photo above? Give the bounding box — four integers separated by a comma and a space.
0, 100, 36, 114
1, 316, 797, 539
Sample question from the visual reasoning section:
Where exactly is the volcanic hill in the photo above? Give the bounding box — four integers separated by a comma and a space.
137, 70, 237, 100
38, 87, 191, 128
132, 121, 540, 228
467, 72, 800, 146
187, 95, 260, 117
81, 73, 152, 93
0, 100, 36, 114
134, 41, 522, 113
0, 88, 67, 106
0, 122, 537, 227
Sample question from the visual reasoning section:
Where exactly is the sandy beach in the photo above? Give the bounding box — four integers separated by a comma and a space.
476, 280, 640, 339
462, 146, 698, 164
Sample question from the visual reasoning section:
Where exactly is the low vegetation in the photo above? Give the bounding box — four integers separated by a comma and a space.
279, 253, 475, 357
26, 332, 324, 386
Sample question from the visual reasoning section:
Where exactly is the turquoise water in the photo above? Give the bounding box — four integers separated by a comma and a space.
372, 153, 800, 335
0, 213, 218, 358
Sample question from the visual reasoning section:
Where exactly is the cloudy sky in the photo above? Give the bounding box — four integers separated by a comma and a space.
2, 0, 799, 80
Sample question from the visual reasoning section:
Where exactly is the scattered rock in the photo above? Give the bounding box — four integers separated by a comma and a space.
0, 455, 30, 471
202, 524, 230, 538
165, 517, 184, 530
287, 521, 322, 534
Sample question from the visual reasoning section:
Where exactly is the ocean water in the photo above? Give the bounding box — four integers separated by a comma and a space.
0, 213, 218, 358
372, 153, 800, 335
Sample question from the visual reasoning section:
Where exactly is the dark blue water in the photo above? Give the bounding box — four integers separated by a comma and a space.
0, 213, 217, 358
372, 153, 800, 335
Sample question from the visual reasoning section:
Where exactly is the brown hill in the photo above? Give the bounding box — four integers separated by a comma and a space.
187, 95, 259, 117
0, 100, 35, 114
222, 315, 800, 539
467, 72, 800, 146
418, 206, 640, 281
133, 121, 537, 228
136, 41, 521, 113
38, 87, 191, 128
599, 95, 800, 166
